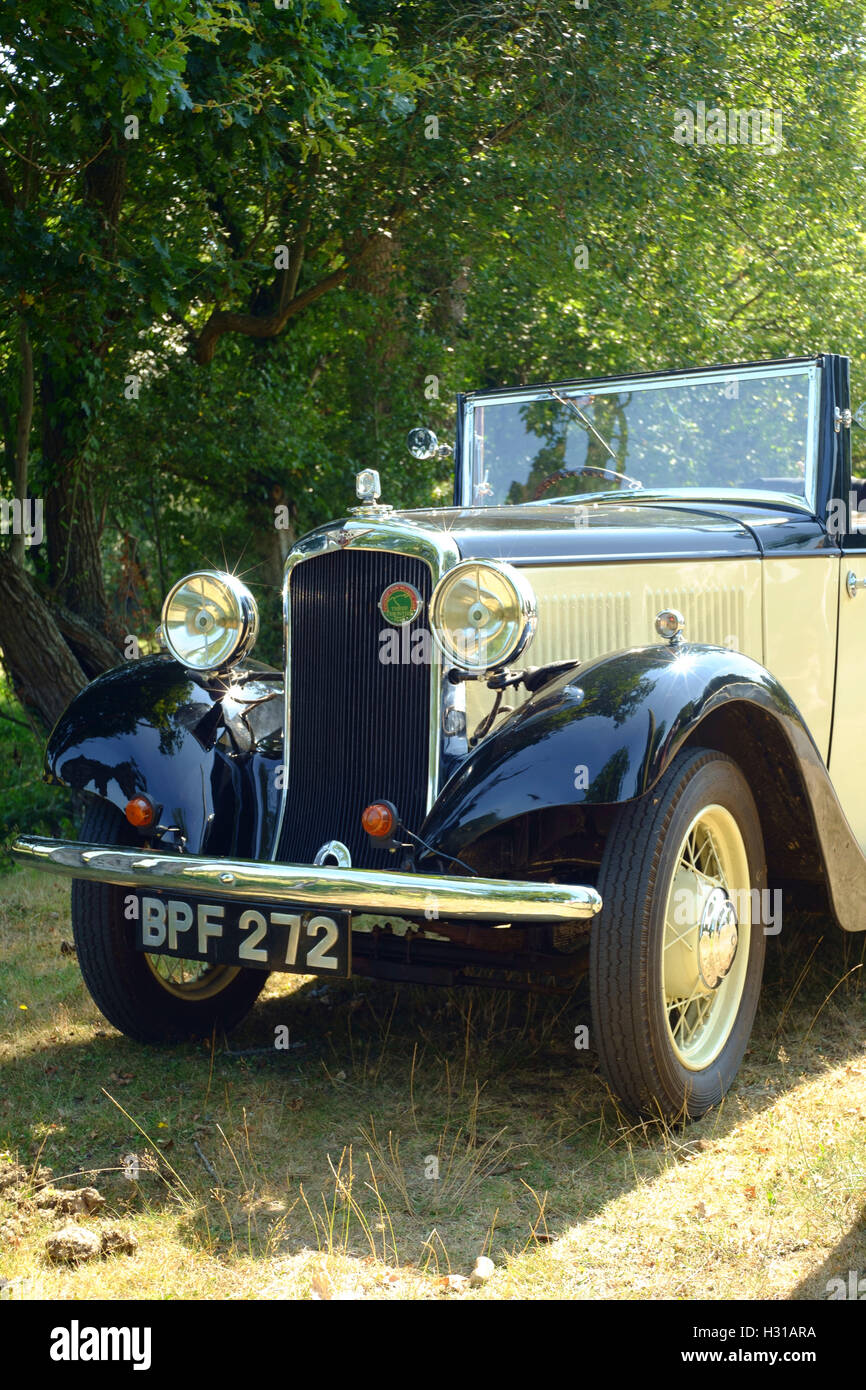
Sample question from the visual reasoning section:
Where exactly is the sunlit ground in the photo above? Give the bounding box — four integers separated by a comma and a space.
1, 868, 864, 1300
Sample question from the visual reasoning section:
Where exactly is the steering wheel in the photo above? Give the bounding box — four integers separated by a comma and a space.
531, 466, 643, 501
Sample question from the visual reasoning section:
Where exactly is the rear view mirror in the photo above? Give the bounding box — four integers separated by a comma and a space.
407, 428, 453, 461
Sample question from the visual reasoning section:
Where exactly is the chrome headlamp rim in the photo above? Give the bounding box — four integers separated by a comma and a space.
160, 569, 259, 673
429, 558, 537, 673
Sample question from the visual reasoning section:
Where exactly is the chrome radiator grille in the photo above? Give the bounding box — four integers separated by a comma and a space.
276, 548, 432, 870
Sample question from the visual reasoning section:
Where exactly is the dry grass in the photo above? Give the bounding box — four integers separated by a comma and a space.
1, 867, 865, 1300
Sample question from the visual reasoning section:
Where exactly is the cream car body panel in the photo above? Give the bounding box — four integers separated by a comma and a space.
762, 554, 840, 762
467, 557, 763, 731
829, 552, 866, 850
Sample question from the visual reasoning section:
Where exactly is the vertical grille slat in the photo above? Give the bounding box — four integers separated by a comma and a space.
277, 549, 432, 870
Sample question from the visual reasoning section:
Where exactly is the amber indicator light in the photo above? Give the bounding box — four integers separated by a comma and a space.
361, 802, 395, 838
125, 796, 156, 829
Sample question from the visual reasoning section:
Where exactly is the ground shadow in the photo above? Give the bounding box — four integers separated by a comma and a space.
2, 901, 864, 1288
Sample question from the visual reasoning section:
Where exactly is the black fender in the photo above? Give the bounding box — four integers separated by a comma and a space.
44, 655, 284, 858
421, 644, 866, 933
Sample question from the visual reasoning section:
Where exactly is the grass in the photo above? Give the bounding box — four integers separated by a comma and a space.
1, 866, 865, 1300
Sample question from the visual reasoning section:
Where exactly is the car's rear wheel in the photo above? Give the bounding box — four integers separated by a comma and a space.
589, 747, 766, 1120
71, 799, 268, 1043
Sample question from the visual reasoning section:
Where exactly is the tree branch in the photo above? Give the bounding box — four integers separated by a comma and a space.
194, 263, 352, 364
191, 105, 542, 364
0, 706, 30, 730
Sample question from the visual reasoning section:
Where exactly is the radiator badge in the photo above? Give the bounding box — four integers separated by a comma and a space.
379, 582, 423, 626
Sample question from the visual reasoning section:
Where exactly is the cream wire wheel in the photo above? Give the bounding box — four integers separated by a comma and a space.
70, 798, 267, 1043
590, 747, 767, 1120
662, 805, 751, 1070
143, 953, 242, 1001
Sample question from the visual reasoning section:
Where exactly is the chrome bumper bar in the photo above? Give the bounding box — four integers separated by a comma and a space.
11, 836, 602, 926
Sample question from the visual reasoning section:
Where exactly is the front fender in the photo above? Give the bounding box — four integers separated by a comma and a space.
45, 655, 284, 857
421, 644, 866, 932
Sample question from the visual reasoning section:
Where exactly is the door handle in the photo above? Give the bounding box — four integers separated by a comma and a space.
846, 570, 866, 598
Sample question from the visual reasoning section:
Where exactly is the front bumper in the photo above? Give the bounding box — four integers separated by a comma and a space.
10, 836, 602, 927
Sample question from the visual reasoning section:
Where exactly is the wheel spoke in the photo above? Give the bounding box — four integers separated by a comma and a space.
148, 954, 214, 987
663, 922, 695, 952
660, 801, 751, 1071
669, 988, 714, 1047
695, 823, 726, 888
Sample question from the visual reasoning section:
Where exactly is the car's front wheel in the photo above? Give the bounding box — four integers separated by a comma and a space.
590, 747, 767, 1120
71, 799, 268, 1043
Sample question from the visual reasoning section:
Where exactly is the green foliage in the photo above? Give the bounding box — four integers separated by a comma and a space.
0, 675, 74, 866
3, 1, 866, 700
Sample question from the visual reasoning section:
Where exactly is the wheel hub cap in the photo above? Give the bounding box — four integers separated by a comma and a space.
696, 887, 739, 990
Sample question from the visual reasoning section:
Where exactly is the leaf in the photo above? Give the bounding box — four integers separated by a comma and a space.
149, 90, 169, 124
123, 75, 148, 103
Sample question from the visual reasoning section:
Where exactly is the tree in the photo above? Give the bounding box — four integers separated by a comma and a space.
4, 0, 866, 727
0, 1, 264, 718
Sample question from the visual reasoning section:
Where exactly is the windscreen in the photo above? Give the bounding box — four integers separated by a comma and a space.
466, 367, 815, 507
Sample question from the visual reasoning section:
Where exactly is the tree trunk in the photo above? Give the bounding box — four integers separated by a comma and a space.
0, 127, 130, 728
0, 549, 87, 727
11, 320, 34, 568
36, 127, 127, 631
41, 362, 112, 629
52, 599, 124, 678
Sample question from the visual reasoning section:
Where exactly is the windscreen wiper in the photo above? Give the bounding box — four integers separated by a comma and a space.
547, 386, 617, 462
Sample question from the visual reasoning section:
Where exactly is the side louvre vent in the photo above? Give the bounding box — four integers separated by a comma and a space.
531, 590, 632, 665
645, 586, 746, 649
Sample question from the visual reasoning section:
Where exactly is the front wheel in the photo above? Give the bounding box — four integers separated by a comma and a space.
71, 799, 268, 1044
590, 748, 767, 1120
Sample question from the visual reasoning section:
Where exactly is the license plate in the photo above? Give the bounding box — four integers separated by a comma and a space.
132, 892, 351, 978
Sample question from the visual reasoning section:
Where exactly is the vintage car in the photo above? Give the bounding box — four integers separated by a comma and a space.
12, 352, 866, 1121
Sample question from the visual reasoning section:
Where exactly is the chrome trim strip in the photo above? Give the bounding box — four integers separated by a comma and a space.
506, 552, 767, 567
11, 836, 602, 926
271, 517, 461, 861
